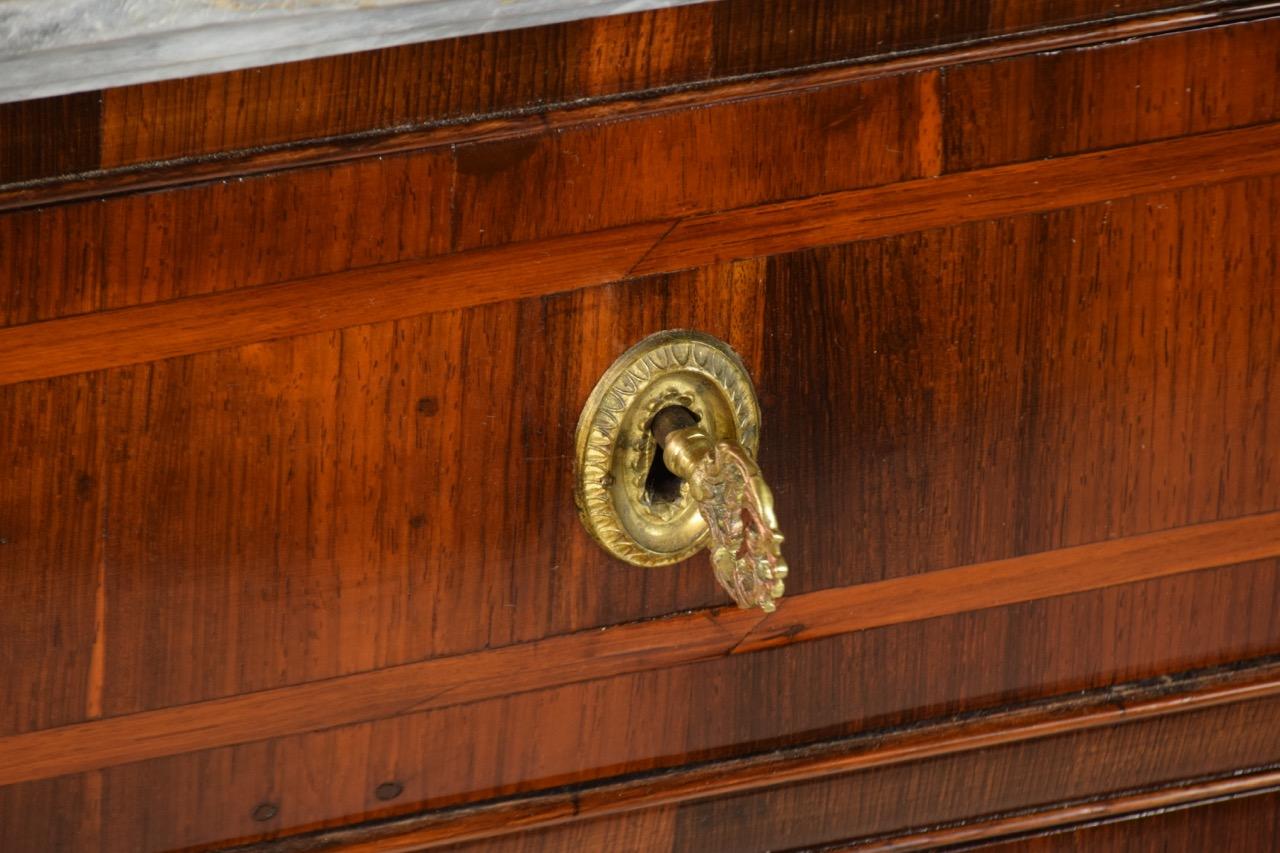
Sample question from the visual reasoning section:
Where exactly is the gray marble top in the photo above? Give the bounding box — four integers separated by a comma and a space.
0, 0, 700, 104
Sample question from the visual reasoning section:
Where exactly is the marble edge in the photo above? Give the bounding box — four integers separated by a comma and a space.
0, 0, 704, 104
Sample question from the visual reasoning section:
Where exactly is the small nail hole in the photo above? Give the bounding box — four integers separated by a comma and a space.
375, 781, 403, 801
251, 802, 278, 822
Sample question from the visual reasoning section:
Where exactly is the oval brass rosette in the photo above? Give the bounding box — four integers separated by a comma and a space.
574, 330, 761, 567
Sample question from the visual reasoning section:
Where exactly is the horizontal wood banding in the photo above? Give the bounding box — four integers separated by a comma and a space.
1, 121, 1279, 387
849, 774, 1280, 851
655, 680, 1280, 853
0, 222, 670, 385
917, 788, 1280, 853
42, 556, 1279, 852
6, 17, 1278, 329
1, 3, 1276, 210
3, 8, 1278, 852
630, 121, 1280, 275
9, 173, 1276, 731
0, 0, 1200, 190
0, 512, 1276, 789
242, 662, 1280, 851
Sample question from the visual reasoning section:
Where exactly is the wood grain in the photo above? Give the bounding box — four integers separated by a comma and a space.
7, 176, 1277, 730
0, 160, 1273, 850
1, 62, 940, 321
630, 121, 1280, 275
944, 15, 1280, 170
0, 513, 1276, 789
736, 514, 1280, 653
0, 0, 1219, 188
0, 150, 454, 327
3, 553, 1275, 851
0, 92, 100, 185
759, 177, 1280, 577
1, 173, 1275, 723
965, 790, 1280, 853
2, 10, 1278, 851
92, 558, 1280, 851
168, 662, 1280, 851
5, 17, 1278, 330
0, 376, 105, 735
4, 18, 1279, 328
0, 773, 101, 853
448, 71, 941, 250
854, 778, 1280, 851
0, 221, 669, 378
2, 123, 1279, 382
655, 690, 1280, 853
4, 5, 1276, 214
354, 779, 1280, 853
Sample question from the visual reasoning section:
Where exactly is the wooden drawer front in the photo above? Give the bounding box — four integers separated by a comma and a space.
4, 175, 1278, 721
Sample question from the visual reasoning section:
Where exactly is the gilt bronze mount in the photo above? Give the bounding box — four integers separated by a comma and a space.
574, 330, 787, 611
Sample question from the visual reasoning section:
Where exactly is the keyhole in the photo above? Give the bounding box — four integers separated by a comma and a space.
645, 444, 683, 505
646, 406, 698, 505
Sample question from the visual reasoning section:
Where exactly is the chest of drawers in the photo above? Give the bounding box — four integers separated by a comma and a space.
2, 2, 1279, 850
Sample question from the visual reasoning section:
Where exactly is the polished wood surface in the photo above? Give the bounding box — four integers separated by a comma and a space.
965, 788, 1280, 852
858, 775, 1280, 851
5, 182, 1280, 846
332, 664, 1280, 852
0, 0, 1229, 188
0, 376, 105, 735
2, 2, 1278, 850
5, 170, 1277, 731
631, 122, 1280, 274
2, 3, 1273, 214
3, 124, 1279, 382
642, 692, 1280, 853
3, 514, 1277, 788
238, 663, 1280, 851
4, 558, 1277, 849
4, 15, 1278, 326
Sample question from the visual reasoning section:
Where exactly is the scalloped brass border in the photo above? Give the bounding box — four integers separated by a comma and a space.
574, 330, 761, 567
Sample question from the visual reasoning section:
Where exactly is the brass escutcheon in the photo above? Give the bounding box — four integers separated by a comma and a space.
574, 330, 787, 611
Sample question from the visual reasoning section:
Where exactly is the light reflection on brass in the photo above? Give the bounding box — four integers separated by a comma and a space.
659, 425, 787, 612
